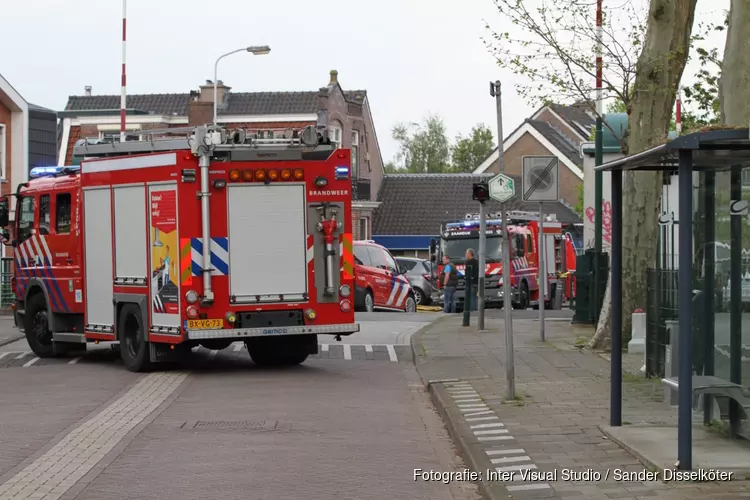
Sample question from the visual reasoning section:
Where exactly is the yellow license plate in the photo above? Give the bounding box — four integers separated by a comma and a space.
187, 319, 224, 330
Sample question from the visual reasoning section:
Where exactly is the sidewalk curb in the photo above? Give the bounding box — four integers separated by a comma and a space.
0, 334, 23, 348
410, 317, 503, 500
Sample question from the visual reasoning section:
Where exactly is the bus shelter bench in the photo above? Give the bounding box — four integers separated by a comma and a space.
662, 376, 750, 419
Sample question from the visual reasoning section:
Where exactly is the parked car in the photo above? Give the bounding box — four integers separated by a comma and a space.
394, 257, 433, 305
352, 241, 417, 313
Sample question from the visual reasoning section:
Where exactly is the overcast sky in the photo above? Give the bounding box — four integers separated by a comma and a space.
0, 0, 728, 163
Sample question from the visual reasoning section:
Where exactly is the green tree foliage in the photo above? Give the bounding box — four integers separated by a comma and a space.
387, 117, 495, 173
451, 124, 495, 173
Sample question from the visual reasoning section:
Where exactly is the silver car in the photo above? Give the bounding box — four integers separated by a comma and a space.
394, 257, 433, 305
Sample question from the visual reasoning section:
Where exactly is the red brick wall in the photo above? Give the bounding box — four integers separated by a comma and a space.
0, 101, 11, 196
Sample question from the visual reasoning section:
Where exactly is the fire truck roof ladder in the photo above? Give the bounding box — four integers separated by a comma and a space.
72, 124, 333, 159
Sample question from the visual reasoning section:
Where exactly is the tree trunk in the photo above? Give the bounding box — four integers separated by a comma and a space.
720, 1, 750, 127
589, 0, 697, 350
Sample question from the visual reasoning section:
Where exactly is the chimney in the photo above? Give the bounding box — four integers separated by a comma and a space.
329, 70, 338, 85
198, 80, 231, 105
84, 86, 92, 96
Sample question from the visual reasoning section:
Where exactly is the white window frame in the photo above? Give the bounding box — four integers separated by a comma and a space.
351, 130, 359, 177
330, 125, 342, 148
0, 124, 6, 180
358, 216, 370, 240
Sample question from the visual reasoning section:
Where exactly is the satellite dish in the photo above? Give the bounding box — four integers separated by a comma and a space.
300, 125, 319, 146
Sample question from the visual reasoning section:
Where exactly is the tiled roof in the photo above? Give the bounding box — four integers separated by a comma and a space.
548, 103, 595, 136
526, 120, 583, 167
373, 173, 582, 236
63, 89, 368, 116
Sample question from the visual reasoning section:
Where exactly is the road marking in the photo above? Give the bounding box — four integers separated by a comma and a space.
464, 410, 493, 417
14, 352, 29, 360
364, 344, 373, 353
486, 448, 525, 456
0, 352, 12, 360
478, 436, 513, 442
386, 344, 397, 362
496, 463, 536, 472
457, 403, 487, 408
322, 344, 329, 353
233, 342, 243, 352
491, 455, 531, 464
507, 484, 551, 491
22, 357, 40, 368
343, 344, 351, 360
0, 372, 188, 500
68, 357, 82, 365
466, 416, 499, 422
474, 429, 509, 435
453, 398, 482, 403
460, 406, 488, 413
470, 423, 504, 429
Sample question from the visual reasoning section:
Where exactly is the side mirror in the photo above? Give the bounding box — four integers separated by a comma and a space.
0, 197, 9, 227
429, 239, 437, 255
430, 254, 436, 263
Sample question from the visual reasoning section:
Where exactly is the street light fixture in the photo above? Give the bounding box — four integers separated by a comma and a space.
213, 45, 271, 125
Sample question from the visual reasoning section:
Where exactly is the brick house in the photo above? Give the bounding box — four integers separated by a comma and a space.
472, 103, 595, 208
57, 70, 383, 238
372, 173, 582, 258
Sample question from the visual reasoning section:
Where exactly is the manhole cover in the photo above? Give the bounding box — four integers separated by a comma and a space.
187, 420, 279, 431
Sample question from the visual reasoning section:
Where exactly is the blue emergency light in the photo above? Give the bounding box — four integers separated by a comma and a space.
334, 166, 349, 179
29, 166, 80, 179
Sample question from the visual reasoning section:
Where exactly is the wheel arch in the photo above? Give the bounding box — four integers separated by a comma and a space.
23, 279, 57, 331
114, 293, 149, 341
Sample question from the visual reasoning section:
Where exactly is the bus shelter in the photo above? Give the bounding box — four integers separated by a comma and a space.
596, 128, 750, 470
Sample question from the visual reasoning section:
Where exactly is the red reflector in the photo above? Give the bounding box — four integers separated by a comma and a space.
337, 152, 346, 159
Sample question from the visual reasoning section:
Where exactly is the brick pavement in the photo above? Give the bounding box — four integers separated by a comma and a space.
411, 314, 750, 500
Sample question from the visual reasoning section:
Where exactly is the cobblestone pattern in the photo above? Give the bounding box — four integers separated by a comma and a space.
0, 372, 188, 500
415, 316, 750, 500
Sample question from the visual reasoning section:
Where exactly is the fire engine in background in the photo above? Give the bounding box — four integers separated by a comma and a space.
429, 210, 577, 311
0, 123, 360, 372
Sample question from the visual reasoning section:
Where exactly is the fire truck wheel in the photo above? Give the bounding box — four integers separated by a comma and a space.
245, 340, 308, 367
513, 281, 529, 310
118, 304, 151, 372
404, 295, 417, 313
24, 293, 55, 358
364, 290, 374, 312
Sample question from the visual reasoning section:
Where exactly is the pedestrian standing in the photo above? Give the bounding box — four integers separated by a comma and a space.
465, 248, 479, 312
442, 255, 458, 313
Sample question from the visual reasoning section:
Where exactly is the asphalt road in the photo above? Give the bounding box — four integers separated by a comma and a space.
0, 313, 481, 500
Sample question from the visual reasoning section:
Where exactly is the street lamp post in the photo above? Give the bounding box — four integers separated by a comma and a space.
213, 45, 271, 126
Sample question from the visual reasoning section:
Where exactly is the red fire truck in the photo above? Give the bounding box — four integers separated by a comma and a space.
0, 123, 359, 372
429, 210, 577, 310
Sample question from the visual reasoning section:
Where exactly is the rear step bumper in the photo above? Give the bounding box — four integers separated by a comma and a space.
186, 323, 360, 340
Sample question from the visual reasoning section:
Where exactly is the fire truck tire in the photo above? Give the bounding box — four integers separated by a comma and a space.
364, 290, 374, 312
24, 293, 55, 358
118, 304, 151, 372
199, 340, 233, 351
513, 281, 529, 310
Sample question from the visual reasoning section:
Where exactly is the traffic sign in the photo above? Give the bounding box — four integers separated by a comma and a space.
488, 173, 515, 203
522, 156, 559, 202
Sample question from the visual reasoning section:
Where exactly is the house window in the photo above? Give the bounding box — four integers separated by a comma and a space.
351, 130, 359, 178
742, 168, 750, 186
0, 124, 5, 180
358, 216, 370, 240
56, 193, 72, 234
329, 124, 342, 148
39, 195, 51, 235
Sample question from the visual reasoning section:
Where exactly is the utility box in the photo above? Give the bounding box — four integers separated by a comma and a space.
571, 250, 609, 324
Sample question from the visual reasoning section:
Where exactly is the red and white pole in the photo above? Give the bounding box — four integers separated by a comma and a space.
675, 90, 682, 134
120, 0, 127, 143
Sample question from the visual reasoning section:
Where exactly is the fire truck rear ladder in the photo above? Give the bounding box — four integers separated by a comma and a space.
73, 124, 333, 305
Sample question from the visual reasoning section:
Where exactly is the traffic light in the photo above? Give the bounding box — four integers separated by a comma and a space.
472, 182, 489, 203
